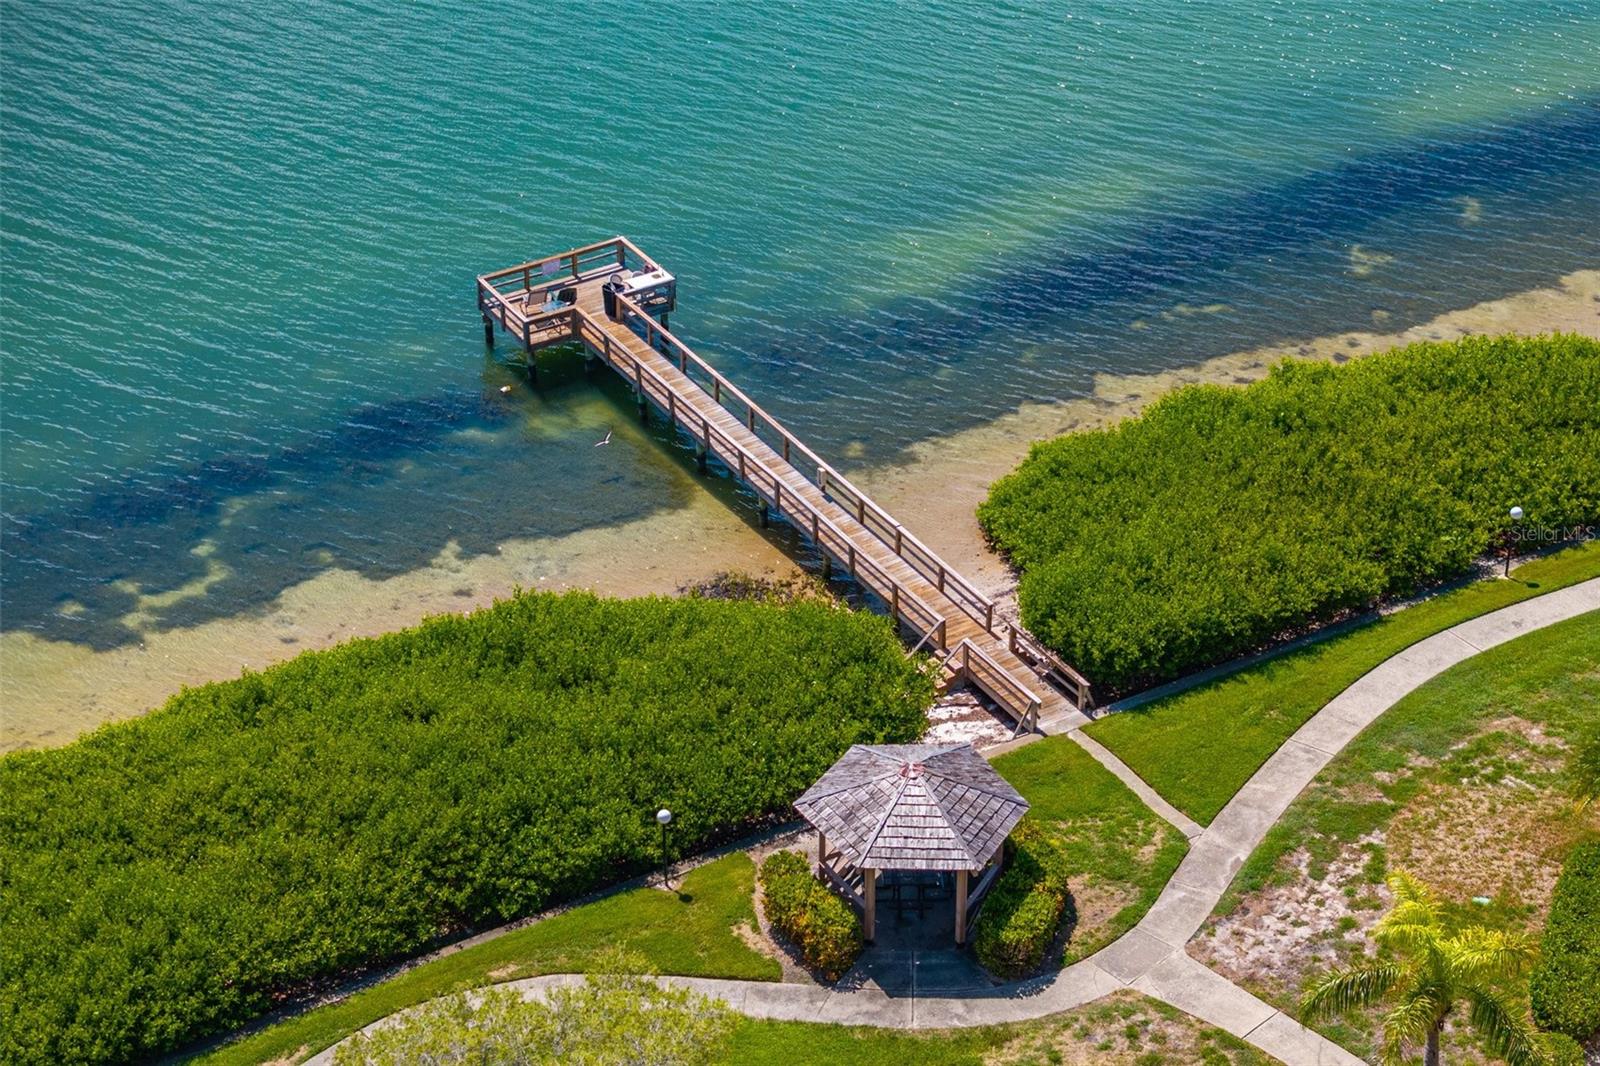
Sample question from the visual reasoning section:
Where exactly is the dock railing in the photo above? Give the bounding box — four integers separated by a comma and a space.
477, 236, 657, 341
940, 638, 1041, 735
611, 297, 1001, 629
571, 310, 950, 655
1007, 626, 1092, 712
612, 292, 1094, 714
479, 247, 1094, 718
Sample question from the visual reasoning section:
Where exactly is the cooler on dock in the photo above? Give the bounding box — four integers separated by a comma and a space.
617, 268, 675, 320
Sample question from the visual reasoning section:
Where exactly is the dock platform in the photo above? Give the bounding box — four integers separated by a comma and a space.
477, 237, 1092, 731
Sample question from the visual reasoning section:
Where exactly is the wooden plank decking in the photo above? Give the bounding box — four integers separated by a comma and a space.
477, 237, 1092, 731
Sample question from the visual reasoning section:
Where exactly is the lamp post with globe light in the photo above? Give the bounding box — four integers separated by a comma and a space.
656, 808, 673, 887
1507, 506, 1524, 577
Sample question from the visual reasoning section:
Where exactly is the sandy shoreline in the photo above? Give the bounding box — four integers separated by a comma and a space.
851, 269, 1600, 600
3, 270, 1596, 752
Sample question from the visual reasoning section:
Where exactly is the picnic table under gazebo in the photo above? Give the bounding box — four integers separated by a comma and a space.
793, 742, 1029, 945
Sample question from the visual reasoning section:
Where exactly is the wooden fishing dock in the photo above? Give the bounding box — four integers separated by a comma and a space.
477, 237, 1093, 731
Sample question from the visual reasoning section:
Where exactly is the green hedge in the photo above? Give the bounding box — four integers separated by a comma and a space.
971, 821, 1072, 978
979, 334, 1600, 692
759, 852, 863, 980
0, 591, 930, 1065
1532, 841, 1600, 1041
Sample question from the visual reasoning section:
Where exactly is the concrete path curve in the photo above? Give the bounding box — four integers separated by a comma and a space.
308, 578, 1600, 1066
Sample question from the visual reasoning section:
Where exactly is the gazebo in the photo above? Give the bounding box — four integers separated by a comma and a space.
793, 743, 1029, 945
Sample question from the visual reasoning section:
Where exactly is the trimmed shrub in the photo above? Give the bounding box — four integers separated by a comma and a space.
971, 821, 1073, 978
978, 334, 1600, 692
0, 591, 930, 1065
1532, 841, 1600, 1041
1539, 1032, 1586, 1066
758, 851, 864, 980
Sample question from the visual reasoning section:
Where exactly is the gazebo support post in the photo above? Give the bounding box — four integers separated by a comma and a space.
817, 832, 827, 866
863, 869, 876, 942
954, 869, 970, 945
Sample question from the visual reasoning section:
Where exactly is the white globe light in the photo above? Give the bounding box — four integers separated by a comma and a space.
656, 808, 673, 826
1509, 506, 1524, 521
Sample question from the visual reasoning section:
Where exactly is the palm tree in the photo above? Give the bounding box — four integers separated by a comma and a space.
1299, 870, 1544, 1066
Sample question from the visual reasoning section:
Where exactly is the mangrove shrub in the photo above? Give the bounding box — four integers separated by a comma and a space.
0, 591, 931, 1064
979, 334, 1600, 691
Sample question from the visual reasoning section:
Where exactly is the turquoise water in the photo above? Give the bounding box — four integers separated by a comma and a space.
3, 0, 1599, 652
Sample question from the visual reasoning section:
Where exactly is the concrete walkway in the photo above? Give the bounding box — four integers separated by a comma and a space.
307, 579, 1600, 1066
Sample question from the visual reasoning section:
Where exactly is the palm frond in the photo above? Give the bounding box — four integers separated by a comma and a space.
1379, 986, 1447, 1066
1465, 987, 1543, 1066
1300, 961, 1406, 1020
1385, 869, 1440, 911
1377, 871, 1443, 950
1446, 926, 1539, 983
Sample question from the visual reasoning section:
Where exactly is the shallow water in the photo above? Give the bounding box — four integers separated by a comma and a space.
3, 1, 1599, 729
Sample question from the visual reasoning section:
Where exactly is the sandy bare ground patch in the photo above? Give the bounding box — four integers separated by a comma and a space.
1060, 878, 1139, 961
923, 688, 1018, 748
1191, 834, 1388, 999
986, 989, 1273, 1065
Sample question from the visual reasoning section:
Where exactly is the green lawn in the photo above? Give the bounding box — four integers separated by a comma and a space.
725, 992, 1271, 1064
726, 1019, 1007, 1065
1084, 542, 1600, 825
1203, 610, 1600, 1061
993, 737, 1189, 962
1221, 608, 1600, 914
194, 853, 777, 1065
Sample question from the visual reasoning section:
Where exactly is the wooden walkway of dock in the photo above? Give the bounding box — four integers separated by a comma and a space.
477, 237, 1092, 731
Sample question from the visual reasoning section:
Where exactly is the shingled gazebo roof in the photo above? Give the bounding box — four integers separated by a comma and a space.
793, 744, 1029, 872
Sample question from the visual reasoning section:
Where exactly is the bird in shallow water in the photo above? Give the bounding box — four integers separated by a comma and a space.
594, 429, 613, 447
